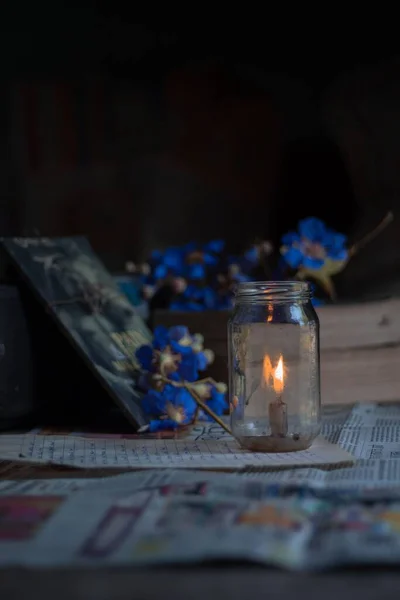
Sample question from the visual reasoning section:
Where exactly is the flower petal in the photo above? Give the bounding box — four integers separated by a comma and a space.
153, 325, 170, 350
327, 247, 348, 261
281, 231, 300, 245
282, 247, 303, 268
203, 385, 228, 419
298, 217, 327, 242
153, 264, 168, 279
170, 301, 188, 311
150, 249, 163, 261
173, 388, 197, 419
232, 272, 252, 283
186, 302, 204, 311
302, 255, 325, 269
183, 241, 197, 254
178, 352, 199, 381
325, 230, 348, 256
204, 239, 225, 254
202, 287, 217, 309
203, 253, 218, 265
188, 264, 206, 280
169, 340, 192, 355
169, 326, 190, 342
135, 345, 154, 370
142, 390, 168, 415
244, 247, 258, 263
163, 248, 183, 269
149, 419, 180, 432
196, 351, 209, 371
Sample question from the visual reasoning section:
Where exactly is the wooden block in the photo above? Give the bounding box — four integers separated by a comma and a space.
154, 298, 400, 404
318, 298, 400, 350
321, 345, 400, 405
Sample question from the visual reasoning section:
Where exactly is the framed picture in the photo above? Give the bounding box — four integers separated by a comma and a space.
2, 236, 152, 429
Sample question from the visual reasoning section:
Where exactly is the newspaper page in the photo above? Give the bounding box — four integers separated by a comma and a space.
237, 403, 400, 489
0, 430, 352, 470
2, 469, 400, 571
337, 402, 400, 459
2, 402, 400, 486
0, 478, 91, 495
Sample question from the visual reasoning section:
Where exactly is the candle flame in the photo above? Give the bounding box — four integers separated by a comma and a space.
262, 354, 285, 394
274, 355, 284, 394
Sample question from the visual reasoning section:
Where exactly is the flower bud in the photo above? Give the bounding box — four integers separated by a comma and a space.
191, 383, 211, 398
125, 261, 136, 273
140, 263, 151, 276
203, 349, 215, 364
215, 382, 227, 393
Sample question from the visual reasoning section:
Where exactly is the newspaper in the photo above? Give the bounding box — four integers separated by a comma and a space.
0, 432, 351, 470
2, 403, 400, 571
0, 427, 352, 470
239, 403, 400, 490
2, 468, 400, 571
0, 477, 90, 495
1, 402, 400, 485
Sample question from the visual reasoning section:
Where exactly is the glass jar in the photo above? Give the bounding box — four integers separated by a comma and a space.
228, 281, 320, 452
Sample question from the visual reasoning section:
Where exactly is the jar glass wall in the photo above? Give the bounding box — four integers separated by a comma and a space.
228, 281, 320, 452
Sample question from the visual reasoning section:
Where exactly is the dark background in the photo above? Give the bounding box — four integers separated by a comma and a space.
0, 5, 399, 298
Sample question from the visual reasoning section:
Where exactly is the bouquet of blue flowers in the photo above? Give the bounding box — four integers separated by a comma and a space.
125, 239, 273, 312
122, 213, 392, 311
135, 325, 229, 433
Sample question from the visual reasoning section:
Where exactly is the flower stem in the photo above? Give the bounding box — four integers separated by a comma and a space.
183, 383, 233, 435
157, 374, 232, 435
348, 211, 394, 257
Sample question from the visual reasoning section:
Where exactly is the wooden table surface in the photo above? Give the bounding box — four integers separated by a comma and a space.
1, 566, 400, 600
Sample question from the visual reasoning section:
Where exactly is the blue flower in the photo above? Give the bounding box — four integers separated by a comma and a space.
163, 248, 184, 271
178, 351, 199, 382
204, 239, 225, 254
183, 241, 197, 254
153, 263, 169, 280
281, 217, 348, 270
143, 385, 197, 430
232, 271, 252, 283
142, 388, 171, 415
153, 326, 170, 350
195, 351, 209, 371
202, 253, 218, 266
169, 339, 193, 356
201, 385, 228, 420
298, 217, 327, 242
208, 386, 227, 414
244, 246, 259, 263
150, 249, 163, 261
135, 345, 153, 371
202, 287, 217, 309
136, 324, 228, 433
168, 326, 190, 342
187, 264, 206, 280
170, 301, 192, 311
138, 373, 150, 391
171, 387, 197, 421
149, 419, 181, 432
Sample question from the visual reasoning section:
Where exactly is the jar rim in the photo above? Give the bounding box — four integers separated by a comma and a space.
234, 280, 312, 302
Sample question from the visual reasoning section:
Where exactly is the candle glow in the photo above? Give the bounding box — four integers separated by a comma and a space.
262, 354, 285, 395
